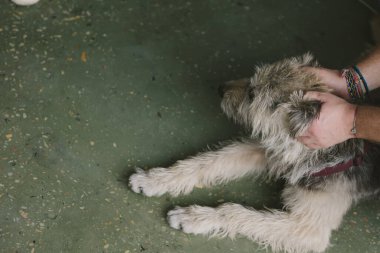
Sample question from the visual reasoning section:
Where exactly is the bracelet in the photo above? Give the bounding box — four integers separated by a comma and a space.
352, 65, 370, 100
341, 66, 370, 101
351, 105, 358, 136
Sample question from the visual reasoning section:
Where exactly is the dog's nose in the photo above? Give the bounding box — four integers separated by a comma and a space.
218, 82, 233, 98
218, 83, 229, 97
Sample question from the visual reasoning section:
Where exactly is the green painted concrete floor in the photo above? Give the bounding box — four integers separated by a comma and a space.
1, 0, 380, 252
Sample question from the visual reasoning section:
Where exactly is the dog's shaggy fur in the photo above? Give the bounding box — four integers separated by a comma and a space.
129, 54, 380, 253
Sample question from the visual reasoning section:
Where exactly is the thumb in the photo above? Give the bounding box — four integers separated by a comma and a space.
303, 91, 332, 102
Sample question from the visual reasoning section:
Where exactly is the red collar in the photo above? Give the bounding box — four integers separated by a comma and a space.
311, 155, 364, 177
311, 142, 369, 177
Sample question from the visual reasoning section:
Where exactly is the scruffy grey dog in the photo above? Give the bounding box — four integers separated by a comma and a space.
129, 54, 380, 253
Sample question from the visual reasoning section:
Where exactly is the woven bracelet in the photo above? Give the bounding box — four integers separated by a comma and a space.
342, 66, 369, 101
352, 65, 370, 100
342, 68, 363, 101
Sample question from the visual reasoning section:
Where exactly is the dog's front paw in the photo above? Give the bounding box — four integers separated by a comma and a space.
129, 167, 168, 197
167, 206, 220, 235
129, 168, 145, 194
129, 168, 156, 196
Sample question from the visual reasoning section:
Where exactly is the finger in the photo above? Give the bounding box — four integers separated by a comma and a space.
301, 139, 320, 149
296, 136, 306, 143
296, 132, 311, 138
306, 143, 320, 149
303, 91, 329, 102
297, 137, 320, 149
296, 135, 312, 143
302, 66, 323, 76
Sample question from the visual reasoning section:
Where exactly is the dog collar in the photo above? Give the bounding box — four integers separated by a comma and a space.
311, 142, 369, 177
311, 155, 363, 177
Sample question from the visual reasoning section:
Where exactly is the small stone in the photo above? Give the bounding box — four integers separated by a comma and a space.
5, 133, 12, 141
19, 210, 28, 219
47, 213, 57, 219
81, 51, 87, 63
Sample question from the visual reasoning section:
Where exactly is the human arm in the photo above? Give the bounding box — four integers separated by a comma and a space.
305, 46, 380, 99
354, 105, 380, 141
298, 46, 380, 148
356, 46, 380, 91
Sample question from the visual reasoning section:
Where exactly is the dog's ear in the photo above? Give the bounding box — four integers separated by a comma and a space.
283, 91, 322, 137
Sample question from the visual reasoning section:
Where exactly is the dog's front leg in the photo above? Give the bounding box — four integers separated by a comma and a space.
168, 180, 353, 253
129, 141, 267, 197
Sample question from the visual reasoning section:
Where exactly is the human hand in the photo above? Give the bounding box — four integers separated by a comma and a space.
296, 92, 356, 149
304, 67, 349, 99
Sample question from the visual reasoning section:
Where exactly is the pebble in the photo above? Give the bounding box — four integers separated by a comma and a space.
47, 213, 57, 219
5, 133, 13, 141
19, 210, 28, 219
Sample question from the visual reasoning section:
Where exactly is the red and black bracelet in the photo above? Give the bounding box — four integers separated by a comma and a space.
341, 65, 370, 101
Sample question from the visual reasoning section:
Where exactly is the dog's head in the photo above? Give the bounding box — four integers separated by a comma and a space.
220, 54, 331, 140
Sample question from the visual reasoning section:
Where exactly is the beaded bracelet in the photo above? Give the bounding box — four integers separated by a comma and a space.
341, 66, 370, 101
352, 65, 370, 99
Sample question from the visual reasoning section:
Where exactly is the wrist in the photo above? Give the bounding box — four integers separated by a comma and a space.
355, 64, 376, 92
356, 47, 380, 91
310, 68, 349, 99
354, 105, 380, 142
344, 103, 357, 140
333, 70, 350, 100
354, 106, 368, 140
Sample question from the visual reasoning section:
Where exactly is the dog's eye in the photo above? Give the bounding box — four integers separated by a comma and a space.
271, 101, 280, 110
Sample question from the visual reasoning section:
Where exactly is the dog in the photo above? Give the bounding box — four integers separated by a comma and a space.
129, 54, 380, 253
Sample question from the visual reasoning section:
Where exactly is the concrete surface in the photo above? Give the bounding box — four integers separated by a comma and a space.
1, 0, 380, 252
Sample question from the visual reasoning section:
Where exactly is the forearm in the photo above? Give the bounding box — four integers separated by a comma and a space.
307, 46, 380, 99
355, 105, 380, 142
299, 47, 380, 148
356, 46, 380, 91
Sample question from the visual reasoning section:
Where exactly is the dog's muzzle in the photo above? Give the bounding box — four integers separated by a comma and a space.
219, 79, 251, 98
218, 83, 232, 98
